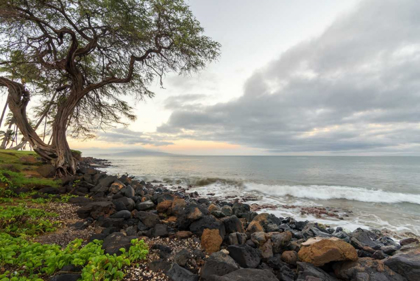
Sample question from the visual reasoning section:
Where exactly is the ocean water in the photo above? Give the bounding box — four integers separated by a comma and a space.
89, 155, 420, 235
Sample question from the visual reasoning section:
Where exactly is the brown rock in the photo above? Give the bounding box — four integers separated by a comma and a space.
157, 200, 173, 213
251, 232, 267, 246
176, 231, 193, 239
400, 237, 419, 246
247, 220, 264, 233
260, 239, 273, 259
298, 238, 358, 266
171, 198, 186, 215
208, 204, 220, 213
282, 251, 298, 265
187, 207, 203, 221
109, 181, 125, 194
166, 216, 177, 223
201, 228, 223, 254
246, 213, 270, 233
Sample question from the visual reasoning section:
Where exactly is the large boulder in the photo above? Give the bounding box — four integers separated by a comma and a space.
334, 257, 405, 281
228, 245, 261, 268
296, 262, 339, 281
201, 228, 223, 254
201, 251, 239, 280
214, 268, 279, 281
298, 238, 358, 266
76, 201, 115, 219
384, 244, 420, 281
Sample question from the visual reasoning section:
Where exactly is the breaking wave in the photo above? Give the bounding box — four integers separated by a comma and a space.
243, 183, 420, 205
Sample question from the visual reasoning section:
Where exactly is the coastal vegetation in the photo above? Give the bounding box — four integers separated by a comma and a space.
0, 0, 220, 175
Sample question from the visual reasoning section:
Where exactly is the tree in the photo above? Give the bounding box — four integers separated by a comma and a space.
0, 0, 220, 176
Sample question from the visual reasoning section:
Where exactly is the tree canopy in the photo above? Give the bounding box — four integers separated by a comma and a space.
0, 0, 220, 175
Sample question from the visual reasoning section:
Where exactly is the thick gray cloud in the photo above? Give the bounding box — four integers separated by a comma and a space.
157, 0, 420, 153
98, 128, 173, 146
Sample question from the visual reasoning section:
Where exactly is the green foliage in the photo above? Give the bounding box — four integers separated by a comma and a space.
0, 0, 220, 139
0, 234, 149, 281
0, 205, 60, 236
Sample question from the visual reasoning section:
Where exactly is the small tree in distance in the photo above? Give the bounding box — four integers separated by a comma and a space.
0, 0, 220, 176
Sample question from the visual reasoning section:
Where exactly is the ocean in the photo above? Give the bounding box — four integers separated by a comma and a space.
89, 155, 420, 236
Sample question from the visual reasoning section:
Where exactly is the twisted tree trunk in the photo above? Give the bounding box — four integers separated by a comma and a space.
0, 77, 77, 176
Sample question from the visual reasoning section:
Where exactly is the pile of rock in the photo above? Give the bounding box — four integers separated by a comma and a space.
58, 162, 420, 281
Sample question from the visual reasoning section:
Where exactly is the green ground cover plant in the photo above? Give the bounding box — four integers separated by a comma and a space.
0, 234, 149, 281
0, 205, 60, 236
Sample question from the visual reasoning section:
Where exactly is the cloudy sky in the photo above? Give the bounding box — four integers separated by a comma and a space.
71, 0, 420, 155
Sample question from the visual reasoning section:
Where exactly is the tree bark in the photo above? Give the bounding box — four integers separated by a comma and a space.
0, 77, 77, 176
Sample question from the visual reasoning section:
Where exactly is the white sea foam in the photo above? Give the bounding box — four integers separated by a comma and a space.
243, 183, 420, 205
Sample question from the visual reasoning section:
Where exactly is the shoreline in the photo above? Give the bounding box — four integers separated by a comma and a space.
4, 155, 418, 280
62, 157, 419, 280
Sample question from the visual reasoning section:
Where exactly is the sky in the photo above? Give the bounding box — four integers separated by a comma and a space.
70, 0, 420, 156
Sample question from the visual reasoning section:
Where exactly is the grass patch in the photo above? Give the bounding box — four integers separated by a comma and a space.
0, 149, 61, 189
0, 234, 148, 281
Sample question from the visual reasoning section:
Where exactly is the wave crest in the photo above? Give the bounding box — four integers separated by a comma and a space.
244, 183, 420, 205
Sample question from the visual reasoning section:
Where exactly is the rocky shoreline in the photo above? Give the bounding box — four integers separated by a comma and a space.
24, 158, 420, 280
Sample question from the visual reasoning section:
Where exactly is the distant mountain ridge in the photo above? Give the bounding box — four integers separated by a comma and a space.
111, 149, 173, 157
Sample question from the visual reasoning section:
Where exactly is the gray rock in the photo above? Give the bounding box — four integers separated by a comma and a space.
201, 251, 239, 280
189, 216, 226, 237
110, 210, 132, 219
49, 274, 81, 281
174, 249, 190, 266
335, 257, 405, 281
351, 228, 381, 250
228, 245, 261, 268
148, 260, 172, 273
167, 263, 199, 281
297, 262, 339, 281
221, 216, 244, 234
102, 232, 134, 255
92, 176, 118, 193
153, 224, 168, 237
221, 205, 233, 216
76, 201, 114, 219
214, 268, 279, 281
136, 200, 155, 211
121, 185, 135, 197
384, 244, 420, 281
113, 197, 135, 211
136, 211, 160, 228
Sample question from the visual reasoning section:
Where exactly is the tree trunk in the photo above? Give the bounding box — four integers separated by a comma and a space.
0, 77, 78, 176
